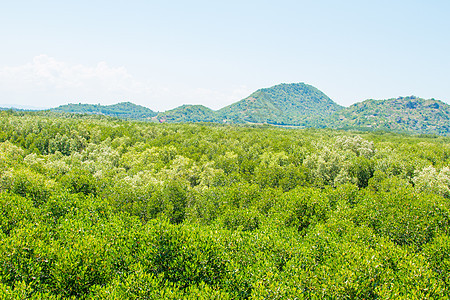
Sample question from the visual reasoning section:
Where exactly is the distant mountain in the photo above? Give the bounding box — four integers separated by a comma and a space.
51, 102, 157, 120
0, 104, 47, 110
217, 83, 343, 125
45, 84, 450, 136
157, 105, 219, 123
325, 96, 450, 135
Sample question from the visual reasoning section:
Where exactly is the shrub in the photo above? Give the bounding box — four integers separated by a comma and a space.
0, 191, 37, 235
0, 168, 55, 206
61, 168, 98, 196
270, 187, 329, 234
221, 208, 260, 232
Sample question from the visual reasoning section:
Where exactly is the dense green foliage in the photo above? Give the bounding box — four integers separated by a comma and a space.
157, 105, 219, 123
217, 83, 343, 125
325, 96, 450, 135
1, 110, 450, 298
52, 102, 157, 120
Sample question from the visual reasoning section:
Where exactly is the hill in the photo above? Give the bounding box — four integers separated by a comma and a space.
156, 104, 219, 123
0, 104, 46, 110
51, 102, 157, 120
217, 83, 343, 125
46, 84, 450, 136
325, 96, 450, 135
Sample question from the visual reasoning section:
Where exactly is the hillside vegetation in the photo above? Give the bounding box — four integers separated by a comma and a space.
49, 83, 450, 136
218, 83, 343, 125
1, 110, 450, 298
157, 105, 219, 123
156, 83, 343, 125
326, 96, 450, 135
52, 102, 157, 120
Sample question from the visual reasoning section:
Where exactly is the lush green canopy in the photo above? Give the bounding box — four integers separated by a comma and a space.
0, 110, 450, 299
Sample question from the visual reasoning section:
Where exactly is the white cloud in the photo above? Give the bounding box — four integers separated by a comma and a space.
0, 55, 163, 106
0, 55, 252, 111
0, 55, 151, 93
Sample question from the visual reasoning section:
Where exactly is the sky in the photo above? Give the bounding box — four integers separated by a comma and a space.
0, 0, 449, 111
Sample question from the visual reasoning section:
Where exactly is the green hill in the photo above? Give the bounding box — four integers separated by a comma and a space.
325, 96, 450, 135
46, 84, 450, 136
157, 105, 219, 123
51, 102, 157, 120
217, 83, 343, 125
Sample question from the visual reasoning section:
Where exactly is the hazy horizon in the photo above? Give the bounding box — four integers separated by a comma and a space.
1, 82, 448, 113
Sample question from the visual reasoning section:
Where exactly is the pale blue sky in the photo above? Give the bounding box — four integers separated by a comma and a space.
1, 0, 449, 111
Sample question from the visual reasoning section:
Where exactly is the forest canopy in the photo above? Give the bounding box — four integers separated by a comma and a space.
0, 110, 450, 299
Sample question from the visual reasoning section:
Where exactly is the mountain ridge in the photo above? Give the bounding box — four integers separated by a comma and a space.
43, 83, 450, 135
217, 83, 343, 125
157, 104, 218, 123
51, 101, 157, 120
324, 96, 450, 135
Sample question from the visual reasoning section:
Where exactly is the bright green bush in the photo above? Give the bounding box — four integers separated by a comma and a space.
270, 187, 330, 233
60, 167, 98, 196
424, 234, 450, 287
0, 223, 55, 293
0, 141, 24, 170
0, 168, 56, 206
221, 207, 260, 232
350, 186, 450, 250
131, 221, 227, 288
0, 192, 37, 235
